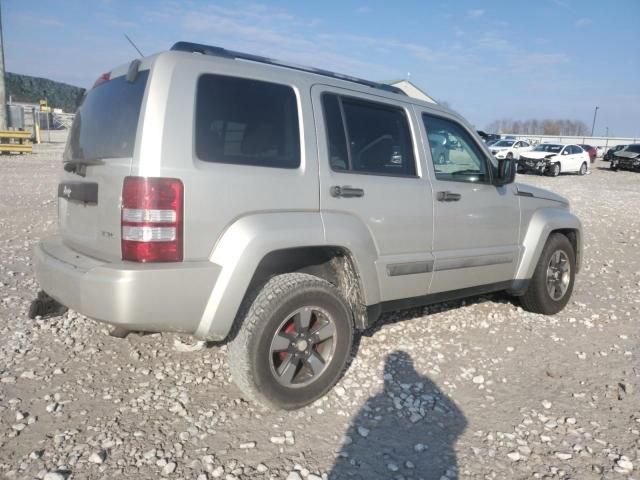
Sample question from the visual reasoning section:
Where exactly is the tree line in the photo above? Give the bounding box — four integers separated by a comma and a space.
485, 118, 590, 136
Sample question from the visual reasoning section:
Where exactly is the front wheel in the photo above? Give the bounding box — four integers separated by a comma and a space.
519, 233, 576, 315
228, 273, 353, 410
548, 162, 560, 177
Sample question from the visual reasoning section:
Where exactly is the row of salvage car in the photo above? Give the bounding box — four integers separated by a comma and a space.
477, 133, 640, 176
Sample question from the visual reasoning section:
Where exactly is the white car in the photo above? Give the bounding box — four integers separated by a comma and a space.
518, 144, 590, 177
489, 139, 532, 159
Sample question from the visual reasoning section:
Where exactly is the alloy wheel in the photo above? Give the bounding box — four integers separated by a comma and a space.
269, 307, 336, 387
546, 250, 571, 300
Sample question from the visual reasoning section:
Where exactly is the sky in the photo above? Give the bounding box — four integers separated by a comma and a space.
4, 0, 640, 137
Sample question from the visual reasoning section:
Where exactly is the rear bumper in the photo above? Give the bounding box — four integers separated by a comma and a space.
34, 236, 220, 335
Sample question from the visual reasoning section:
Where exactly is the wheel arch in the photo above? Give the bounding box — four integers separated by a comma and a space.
515, 208, 583, 281
194, 212, 379, 340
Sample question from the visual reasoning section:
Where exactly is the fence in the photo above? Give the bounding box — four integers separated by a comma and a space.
503, 134, 637, 149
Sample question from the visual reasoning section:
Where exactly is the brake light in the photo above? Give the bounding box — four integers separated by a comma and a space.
121, 177, 183, 262
92, 72, 111, 89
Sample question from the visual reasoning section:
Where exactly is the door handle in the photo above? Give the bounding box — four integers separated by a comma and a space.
330, 185, 365, 198
437, 191, 461, 202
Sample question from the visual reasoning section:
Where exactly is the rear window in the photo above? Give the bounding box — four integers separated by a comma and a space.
195, 74, 300, 169
65, 71, 149, 161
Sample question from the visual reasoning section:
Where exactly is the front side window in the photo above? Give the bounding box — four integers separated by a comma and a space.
322, 93, 416, 176
195, 74, 300, 168
422, 114, 490, 183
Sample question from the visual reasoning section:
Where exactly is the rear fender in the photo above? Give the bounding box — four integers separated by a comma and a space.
194, 212, 381, 339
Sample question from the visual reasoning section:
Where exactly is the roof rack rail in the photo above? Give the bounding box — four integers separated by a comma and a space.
170, 41, 407, 96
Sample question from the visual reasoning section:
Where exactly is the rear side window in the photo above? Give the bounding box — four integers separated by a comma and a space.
196, 75, 300, 168
65, 70, 149, 161
322, 93, 416, 177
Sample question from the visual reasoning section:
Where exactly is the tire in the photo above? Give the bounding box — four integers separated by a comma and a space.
610, 161, 618, 171
519, 233, 576, 315
579, 162, 587, 176
549, 162, 560, 177
228, 273, 354, 410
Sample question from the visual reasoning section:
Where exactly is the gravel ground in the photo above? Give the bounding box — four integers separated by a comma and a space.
0, 136, 638, 480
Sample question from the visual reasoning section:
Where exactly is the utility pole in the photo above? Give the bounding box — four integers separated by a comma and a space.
590, 106, 599, 137
0, 0, 7, 130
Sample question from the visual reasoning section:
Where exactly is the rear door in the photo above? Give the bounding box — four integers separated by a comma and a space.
60, 68, 150, 261
419, 111, 520, 293
312, 85, 434, 302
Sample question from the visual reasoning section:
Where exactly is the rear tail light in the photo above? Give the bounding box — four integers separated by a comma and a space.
121, 177, 183, 262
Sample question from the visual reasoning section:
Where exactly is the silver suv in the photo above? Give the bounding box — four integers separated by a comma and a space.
34, 42, 582, 409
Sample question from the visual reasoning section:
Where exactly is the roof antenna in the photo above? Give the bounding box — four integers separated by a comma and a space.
124, 33, 144, 58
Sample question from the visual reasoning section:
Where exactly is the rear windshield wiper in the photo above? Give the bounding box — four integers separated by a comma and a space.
63, 159, 105, 176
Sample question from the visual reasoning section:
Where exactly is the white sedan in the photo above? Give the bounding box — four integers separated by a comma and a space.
517, 144, 590, 176
489, 139, 532, 159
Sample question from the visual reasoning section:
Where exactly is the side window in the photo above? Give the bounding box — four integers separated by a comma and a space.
322, 93, 416, 177
422, 114, 490, 183
195, 74, 300, 168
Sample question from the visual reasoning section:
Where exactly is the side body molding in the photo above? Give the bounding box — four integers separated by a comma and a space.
195, 212, 382, 340
515, 207, 582, 280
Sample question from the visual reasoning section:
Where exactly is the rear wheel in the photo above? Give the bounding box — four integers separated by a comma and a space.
579, 162, 588, 176
228, 273, 353, 410
519, 233, 575, 315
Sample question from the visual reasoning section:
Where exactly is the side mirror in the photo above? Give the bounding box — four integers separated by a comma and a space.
495, 158, 516, 186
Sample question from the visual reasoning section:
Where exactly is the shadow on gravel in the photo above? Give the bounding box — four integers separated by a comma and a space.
329, 351, 467, 480
362, 292, 517, 339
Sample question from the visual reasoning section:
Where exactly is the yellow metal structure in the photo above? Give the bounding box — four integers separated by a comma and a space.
39, 99, 51, 113
0, 130, 33, 154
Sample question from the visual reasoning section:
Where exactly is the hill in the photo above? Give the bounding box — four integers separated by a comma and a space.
6, 72, 85, 113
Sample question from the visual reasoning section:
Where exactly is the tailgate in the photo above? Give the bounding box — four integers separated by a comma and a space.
59, 67, 149, 261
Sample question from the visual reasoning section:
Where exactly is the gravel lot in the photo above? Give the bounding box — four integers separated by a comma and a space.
1, 136, 638, 480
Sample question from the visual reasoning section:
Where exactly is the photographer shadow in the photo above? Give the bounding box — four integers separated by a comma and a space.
329, 350, 467, 479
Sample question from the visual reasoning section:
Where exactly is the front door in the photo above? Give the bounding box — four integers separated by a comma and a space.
312, 85, 434, 303
419, 111, 521, 293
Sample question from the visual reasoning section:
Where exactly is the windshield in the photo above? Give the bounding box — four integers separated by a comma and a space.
625, 144, 640, 153
493, 140, 515, 147
65, 71, 149, 161
533, 144, 562, 153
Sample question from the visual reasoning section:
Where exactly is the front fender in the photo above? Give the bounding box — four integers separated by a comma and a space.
515, 207, 583, 280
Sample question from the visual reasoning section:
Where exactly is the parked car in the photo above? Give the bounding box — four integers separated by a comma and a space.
595, 146, 605, 158
477, 130, 500, 144
490, 139, 532, 160
518, 144, 590, 176
604, 144, 628, 161
32, 41, 583, 409
610, 144, 640, 171
577, 144, 596, 163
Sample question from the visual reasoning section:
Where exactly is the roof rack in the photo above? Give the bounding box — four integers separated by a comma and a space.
170, 41, 407, 96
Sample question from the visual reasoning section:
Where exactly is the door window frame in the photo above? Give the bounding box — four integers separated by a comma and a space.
319, 90, 421, 179
420, 111, 496, 185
